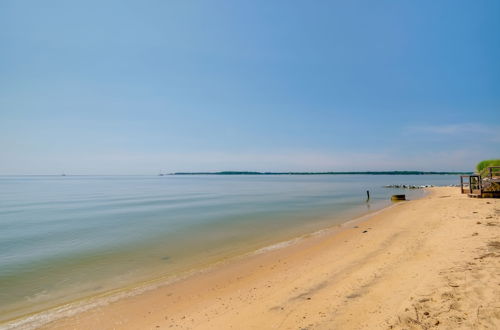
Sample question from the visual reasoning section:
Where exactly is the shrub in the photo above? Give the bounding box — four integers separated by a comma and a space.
476, 159, 500, 176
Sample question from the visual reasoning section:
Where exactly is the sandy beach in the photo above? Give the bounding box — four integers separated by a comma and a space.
4, 1, 498, 328
31, 187, 500, 329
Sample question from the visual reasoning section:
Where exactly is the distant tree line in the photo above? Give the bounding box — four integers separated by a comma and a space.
172, 171, 472, 176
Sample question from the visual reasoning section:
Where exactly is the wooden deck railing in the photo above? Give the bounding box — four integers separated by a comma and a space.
461, 166, 500, 197
482, 166, 500, 179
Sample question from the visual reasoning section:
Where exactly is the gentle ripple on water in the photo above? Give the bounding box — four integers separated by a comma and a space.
0, 174, 459, 324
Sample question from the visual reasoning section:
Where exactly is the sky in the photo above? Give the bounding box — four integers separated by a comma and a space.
1, 0, 499, 174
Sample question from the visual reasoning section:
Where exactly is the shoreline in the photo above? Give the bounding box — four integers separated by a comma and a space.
1, 192, 403, 330
4, 187, 500, 329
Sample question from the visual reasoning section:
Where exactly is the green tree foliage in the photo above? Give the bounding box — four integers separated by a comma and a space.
476, 159, 500, 176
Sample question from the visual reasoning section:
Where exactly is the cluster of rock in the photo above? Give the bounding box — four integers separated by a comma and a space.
384, 184, 435, 189
384, 184, 459, 189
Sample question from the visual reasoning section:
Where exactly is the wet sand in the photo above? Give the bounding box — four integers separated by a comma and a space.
32, 187, 500, 329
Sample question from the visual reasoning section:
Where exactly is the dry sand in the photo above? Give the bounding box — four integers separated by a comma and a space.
38, 187, 500, 329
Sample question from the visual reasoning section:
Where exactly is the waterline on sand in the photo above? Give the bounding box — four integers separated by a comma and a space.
1, 200, 404, 330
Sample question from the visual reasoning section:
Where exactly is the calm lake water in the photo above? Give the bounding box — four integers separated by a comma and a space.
0, 174, 458, 324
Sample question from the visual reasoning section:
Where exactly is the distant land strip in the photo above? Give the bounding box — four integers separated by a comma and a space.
170, 171, 472, 175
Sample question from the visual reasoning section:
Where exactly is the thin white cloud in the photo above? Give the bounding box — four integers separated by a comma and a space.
408, 123, 500, 141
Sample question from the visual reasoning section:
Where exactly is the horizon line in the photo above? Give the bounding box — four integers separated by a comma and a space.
0, 170, 474, 176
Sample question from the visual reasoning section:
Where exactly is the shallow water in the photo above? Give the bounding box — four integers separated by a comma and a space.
0, 174, 458, 323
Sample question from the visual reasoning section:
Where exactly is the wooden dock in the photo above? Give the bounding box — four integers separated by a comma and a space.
460, 166, 500, 198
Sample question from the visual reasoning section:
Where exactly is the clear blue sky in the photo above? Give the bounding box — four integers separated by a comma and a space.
1, 0, 499, 174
